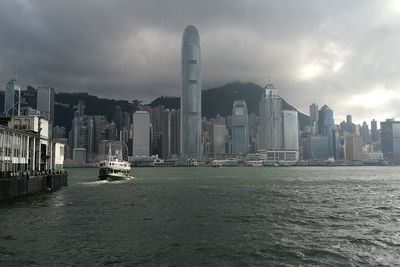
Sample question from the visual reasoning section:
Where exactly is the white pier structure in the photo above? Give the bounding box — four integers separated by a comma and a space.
0, 115, 64, 173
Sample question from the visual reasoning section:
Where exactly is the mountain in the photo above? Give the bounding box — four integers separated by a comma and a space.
54, 93, 139, 130
0, 90, 139, 131
149, 82, 310, 130
0, 81, 309, 131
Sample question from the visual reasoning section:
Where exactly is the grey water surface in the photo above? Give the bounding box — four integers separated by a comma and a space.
1, 167, 400, 266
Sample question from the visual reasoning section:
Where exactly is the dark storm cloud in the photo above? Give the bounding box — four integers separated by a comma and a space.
0, 0, 399, 123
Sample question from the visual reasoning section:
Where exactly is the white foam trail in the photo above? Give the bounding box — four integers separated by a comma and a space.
79, 180, 109, 186
79, 177, 135, 186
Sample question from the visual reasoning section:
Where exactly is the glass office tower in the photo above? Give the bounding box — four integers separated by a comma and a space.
181, 25, 202, 159
232, 100, 249, 154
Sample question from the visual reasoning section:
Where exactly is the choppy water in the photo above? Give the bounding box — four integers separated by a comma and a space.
1, 166, 400, 266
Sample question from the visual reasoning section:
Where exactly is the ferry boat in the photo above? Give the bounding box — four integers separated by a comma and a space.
98, 142, 132, 181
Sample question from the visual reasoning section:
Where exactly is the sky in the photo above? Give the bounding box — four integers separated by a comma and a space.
1, 0, 400, 125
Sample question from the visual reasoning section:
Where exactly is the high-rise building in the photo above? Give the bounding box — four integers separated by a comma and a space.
161, 109, 171, 159
71, 114, 94, 162
53, 125, 66, 139
318, 105, 335, 158
361, 121, 372, 144
380, 119, 400, 162
112, 106, 123, 132
309, 103, 319, 134
341, 114, 357, 135
4, 78, 21, 117
345, 135, 363, 160
76, 100, 86, 117
37, 87, 55, 139
248, 113, 259, 153
36, 87, 55, 124
132, 111, 150, 157
304, 135, 329, 160
121, 111, 131, 131
282, 110, 299, 151
258, 83, 283, 150
181, 25, 202, 159
93, 115, 109, 154
212, 124, 227, 156
371, 119, 379, 142
232, 100, 249, 154
170, 109, 181, 157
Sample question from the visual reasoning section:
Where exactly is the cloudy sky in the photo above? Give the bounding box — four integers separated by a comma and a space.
1, 0, 400, 124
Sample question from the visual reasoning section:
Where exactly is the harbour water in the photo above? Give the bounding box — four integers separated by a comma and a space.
1, 167, 400, 266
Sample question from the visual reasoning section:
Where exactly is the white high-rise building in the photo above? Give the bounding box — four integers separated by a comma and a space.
283, 110, 299, 150
181, 25, 202, 159
132, 111, 150, 157
4, 78, 21, 117
258, 83, 283, 150
232, 100, 249, 154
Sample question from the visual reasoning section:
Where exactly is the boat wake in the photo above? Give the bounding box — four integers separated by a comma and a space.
79, 177, 135, 186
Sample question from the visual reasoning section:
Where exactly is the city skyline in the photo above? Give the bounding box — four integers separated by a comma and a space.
0, 1, 400, 124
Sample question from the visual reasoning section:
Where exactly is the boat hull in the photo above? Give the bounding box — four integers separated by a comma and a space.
99, 172, 131, 181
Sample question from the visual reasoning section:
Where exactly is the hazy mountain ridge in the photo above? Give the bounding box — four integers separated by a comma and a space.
0, 82, 310, 131
150, 82, 310, 130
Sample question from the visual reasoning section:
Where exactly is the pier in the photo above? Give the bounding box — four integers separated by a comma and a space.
0, 116, 68, 201
0, 170, 68, 201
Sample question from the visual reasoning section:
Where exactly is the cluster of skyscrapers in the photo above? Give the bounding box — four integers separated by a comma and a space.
3, 25, 400, 165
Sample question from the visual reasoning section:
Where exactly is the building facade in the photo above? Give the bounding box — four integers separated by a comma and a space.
132, 111, 150, 157
36, 87, 55, 124
4, 78, 21, 117
309, 103, 319, 134
181, 25, 202, 159
231, 100, 249, 154
37, 87, 55, 139
258, 83, 283, 150
345, 135, 363, 160
380, 119, 400, 162
282, 110, 299, 151
318, 105, 335, 158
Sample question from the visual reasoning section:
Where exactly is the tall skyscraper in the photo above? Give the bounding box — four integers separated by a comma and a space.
181, 25, 202, 159
161, 109, 171, 159
371, 119, 379, 142
361, 121, 372, 144
309, 103, 319, 134
112, 106, 123, 132
37, 87, 55, 139
380, 119, 400, 162
318, 105, 335, 158
232, 100, 249, 154
93, 115, 109, 154
71, 114, 94, 162
345, 135, 363, 160
132, 111, 150, 157
212, 124, 227, 155
4, 78, 21, 117
170, 109, 181, 157
282, 110, 299, 151
37, 87, 55, 123
259, 83, 283, 150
